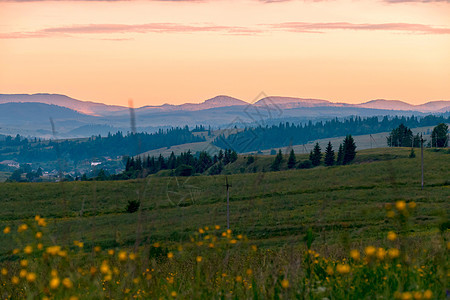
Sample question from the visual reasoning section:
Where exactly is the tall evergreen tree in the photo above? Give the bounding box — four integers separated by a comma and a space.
324, 142, 335, 166
271, 149, 283, 171
167, 152, 176, 169
287, 149, 296, 169
310, 142, 322, 166
342, 135, 356, 165
336, 144, 344, 165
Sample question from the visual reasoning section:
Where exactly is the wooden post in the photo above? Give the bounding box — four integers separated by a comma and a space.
421, 134, 424, 190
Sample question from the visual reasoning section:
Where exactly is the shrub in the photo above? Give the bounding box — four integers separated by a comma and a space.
126, 200, 140, 213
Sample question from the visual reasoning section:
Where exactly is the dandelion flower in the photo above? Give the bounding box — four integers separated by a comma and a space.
20, 259, 28, 267
376, 248, 386, 261
246, 269, 252, 276
235, 275, 243, 282
326, 266, 334, 275
401, 292, 412, 300
108, 249, 115, 255
94, 246, 101, 252
387, 231, 397, 241
3, 226, 10, 234
350, 249, 360, 261
23, 245, 33, 254
423, 290, 432, 299
395, 200, 406, 211
129, 253, 136, 260
230, 239, 237, 244
18, 224, 28, 232
388, 248, 400, 259
19, 269, 27, 278
199, 228, 205, 234
26, 272, 36, 282
37, 243, 43, 250
167, 252, 174, 259
118, 251, 127, 261
365, 246, 376, 257
336, 264, 350, 274
69, 297, 79, 300
153, 242, 160, 248
196, 256, 202, 263
387, 211, 396, 218
35, 232, 43, 239
215, 225, 220, 230
11, 276, 19, 284
1, 268, 7, 275
413, 291, 422, 300
62, 278, 73, 289
281, 279, 289, 288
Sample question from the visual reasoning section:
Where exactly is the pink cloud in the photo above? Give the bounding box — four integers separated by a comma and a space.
271, 22, 450, 34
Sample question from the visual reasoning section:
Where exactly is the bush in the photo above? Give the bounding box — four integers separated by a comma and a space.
298, 160, 313, 169
126, 200, 140, 213
175, 164, 194, 176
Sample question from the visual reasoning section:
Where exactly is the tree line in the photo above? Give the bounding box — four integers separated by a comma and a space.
98, 149, 238, 180
213, 115, 450, 153
270, 135, 357, 171
0, 127, 205, 163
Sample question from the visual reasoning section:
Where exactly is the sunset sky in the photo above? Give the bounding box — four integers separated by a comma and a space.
1, 0, 449, 107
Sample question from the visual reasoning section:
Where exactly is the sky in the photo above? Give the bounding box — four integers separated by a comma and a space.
0, 0, 449, 107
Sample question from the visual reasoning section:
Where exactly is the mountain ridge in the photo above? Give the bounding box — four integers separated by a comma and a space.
1, 93, 449, 116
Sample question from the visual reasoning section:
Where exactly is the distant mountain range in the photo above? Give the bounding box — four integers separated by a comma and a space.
0, 93, 449, 138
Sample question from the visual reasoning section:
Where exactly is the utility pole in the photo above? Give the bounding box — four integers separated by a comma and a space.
421, 134, 424, 190
225, 177, 232, 229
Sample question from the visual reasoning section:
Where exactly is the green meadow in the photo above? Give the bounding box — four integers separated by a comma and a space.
0, 147, 449, 299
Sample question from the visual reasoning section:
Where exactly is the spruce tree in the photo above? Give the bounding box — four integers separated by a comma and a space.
324, 141, 335, 166
342, 135, 356, 165
336, 144, 344, 165
271, 149, 283, 171
287, 149, 296, 169
310, 142, 322, 166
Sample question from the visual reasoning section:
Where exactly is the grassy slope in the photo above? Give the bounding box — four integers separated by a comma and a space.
0, 148, 449, 257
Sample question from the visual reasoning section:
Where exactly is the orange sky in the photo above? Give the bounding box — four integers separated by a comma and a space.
0, 0, 449, 107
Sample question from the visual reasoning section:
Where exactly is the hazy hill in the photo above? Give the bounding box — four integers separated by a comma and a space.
0, 93, 127, 116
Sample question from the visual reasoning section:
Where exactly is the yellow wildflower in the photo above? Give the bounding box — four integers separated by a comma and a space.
62, 278, 73, 288
18, 224, 28, 232
336, 264, 350, 274
37, 243, 43, 250
230, 239, 237, 244
171, 291, 177, 297
199, 228, 205, 234
38, 218, 47, 227
246, 269, 253, 276
11, 276, 19, 284
50, 277, 60, 289
377, 248, 386, 260
365, 246, 376, 257
1, 268, 7, 275
413, 291, 422, 300
326, 266, 334, 275
26, 272, 36, 282
387, 231, 397, 241
167, 252, 174, 259
69, 297, 79, 300
395, 200, 406, 211
388, 248, 400, 259
19, 269, 27, 278
24, 246, 32, 254
3, 226, 10, 234
423, 290, 432, 299
20, 259, 28, 267
108, 249, 115, 255
408, 202, 416, 209
350, 249, 360, 261
118, 251, 127, 261
215, 225, 220, 230
235, 275, 243, 282
94, 246, 101, 252
129, 253, 136, 260
196, 256, 202, 263
281, 279, 289, 288
401, 292, 412, 300
387, 211, 396, 218
35, 232, 43, 239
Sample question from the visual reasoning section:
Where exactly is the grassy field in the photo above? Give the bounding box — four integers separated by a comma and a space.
0, 147, 449, 298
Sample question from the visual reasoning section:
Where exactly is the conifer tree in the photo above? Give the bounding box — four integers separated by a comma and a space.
324, 141, 335, 166
310, 142, 322, 166
271, 149, 283, 171
342, 135, 356, 165
287, 149, 296, 169
336, 144, 344, 165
